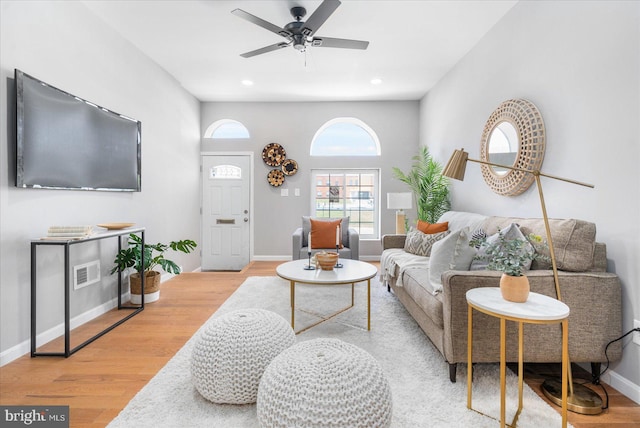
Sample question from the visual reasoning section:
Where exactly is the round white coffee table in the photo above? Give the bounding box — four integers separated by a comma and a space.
276, 259, 378, 333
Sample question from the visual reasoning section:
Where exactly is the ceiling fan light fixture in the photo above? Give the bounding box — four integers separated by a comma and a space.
232, 1, 369, 58
293, 35, 306, 51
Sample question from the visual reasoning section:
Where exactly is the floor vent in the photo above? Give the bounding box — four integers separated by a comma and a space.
73, 260, 101, 290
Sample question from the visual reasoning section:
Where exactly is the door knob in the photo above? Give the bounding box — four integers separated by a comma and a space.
244, 218, 249, 222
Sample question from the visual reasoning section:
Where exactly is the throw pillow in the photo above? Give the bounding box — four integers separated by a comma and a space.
428, 228, 477, 294
303, 216, 349, 247
470, 228, 487, 248
416, 220, 449, 234
470, 223, 534, 272
404, 229, 450, 257
310, 218, 344, 249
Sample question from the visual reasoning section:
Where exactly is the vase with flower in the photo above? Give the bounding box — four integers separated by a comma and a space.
471, 230, 550, 302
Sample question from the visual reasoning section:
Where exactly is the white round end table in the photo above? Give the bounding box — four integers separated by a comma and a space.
466, 287, 570, 428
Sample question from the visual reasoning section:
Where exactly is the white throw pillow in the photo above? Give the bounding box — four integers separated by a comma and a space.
404, 229, 450, 257
428, 228, 477, 294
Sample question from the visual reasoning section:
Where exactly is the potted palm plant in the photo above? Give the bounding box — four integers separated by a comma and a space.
392, 146, 451, 224
471, 231, 549, 302
111, 233, 197, 303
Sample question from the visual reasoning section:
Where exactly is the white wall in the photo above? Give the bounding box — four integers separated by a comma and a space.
0, 1, 201, 363
421, 0, 640, 400
201, 101, 420, 259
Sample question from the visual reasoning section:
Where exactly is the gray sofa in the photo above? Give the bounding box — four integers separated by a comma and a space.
381, 211, 622, 382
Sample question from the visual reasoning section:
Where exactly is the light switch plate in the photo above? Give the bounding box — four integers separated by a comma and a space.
281, 189, 288, 197
295, 188, 300, 197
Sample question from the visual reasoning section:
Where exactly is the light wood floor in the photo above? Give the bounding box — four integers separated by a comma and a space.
1, 261, 638, 427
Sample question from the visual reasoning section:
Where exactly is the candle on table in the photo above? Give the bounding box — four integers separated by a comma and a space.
308, 232, 312, 251
336, 225, 340, 247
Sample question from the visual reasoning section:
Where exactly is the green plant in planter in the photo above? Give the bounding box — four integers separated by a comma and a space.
110, 233, 197, 276
392, 146, 451, 223
471, 231, 549, 277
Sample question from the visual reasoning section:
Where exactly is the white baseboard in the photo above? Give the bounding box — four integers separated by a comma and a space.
0, 273, 176, 368
252, 255, 292, 261
251, 255, 381, 262
602, 368, 640, 405
0, 294, 127, 367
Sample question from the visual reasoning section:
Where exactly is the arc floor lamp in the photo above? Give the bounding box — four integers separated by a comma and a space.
442, 148, 603, 415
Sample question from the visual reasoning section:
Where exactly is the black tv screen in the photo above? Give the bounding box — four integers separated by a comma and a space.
15, 69, 141, 191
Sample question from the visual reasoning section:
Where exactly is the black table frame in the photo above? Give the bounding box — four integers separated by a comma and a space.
30, 227, 145, 357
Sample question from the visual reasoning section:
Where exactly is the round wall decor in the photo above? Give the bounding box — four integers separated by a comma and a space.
479, 99, 545, 196
281, 159, 298, 176
262, 143, 286, 167
267, 169, 285, 187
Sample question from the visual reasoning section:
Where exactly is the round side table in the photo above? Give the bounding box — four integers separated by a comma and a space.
466, 287, 570, 428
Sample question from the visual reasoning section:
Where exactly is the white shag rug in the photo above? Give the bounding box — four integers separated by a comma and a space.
108, 275, 571, 428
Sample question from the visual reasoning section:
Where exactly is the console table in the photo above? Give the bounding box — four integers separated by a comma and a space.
31, 227, 145, 357
466, 287, 570, 427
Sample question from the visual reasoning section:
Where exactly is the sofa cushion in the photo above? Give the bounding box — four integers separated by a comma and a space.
303, 216, 349, 247
437, 211, 488, 233
416, 220, 448, 234
481, 216, 596, 272
404, 230, 450, 257
428, 228, 477, 294
402, 268, 444, 329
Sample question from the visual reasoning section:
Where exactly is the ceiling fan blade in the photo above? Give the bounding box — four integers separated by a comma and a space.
240, 42, 290, 58
300, 0, 341, 37
312, 37, 369, 50
231, 9, 292, 39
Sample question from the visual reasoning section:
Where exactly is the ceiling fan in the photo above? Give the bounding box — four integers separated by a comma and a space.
231, 0, 369, 58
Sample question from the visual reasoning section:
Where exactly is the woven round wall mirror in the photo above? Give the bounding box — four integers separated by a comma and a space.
479, 99, 545, 196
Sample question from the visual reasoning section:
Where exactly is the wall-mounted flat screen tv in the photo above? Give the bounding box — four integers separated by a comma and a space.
15, 69, 141, 192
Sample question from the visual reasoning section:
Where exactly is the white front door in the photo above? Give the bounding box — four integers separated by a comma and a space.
201, 154, 251, 271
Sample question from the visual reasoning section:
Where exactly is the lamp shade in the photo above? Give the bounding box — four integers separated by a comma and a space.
387, 192, 412, 210
442, 149, 469, 181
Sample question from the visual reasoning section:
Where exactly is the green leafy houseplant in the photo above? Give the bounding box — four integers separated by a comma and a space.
110, 234, 197, 276
471, 231, 549, 277
392, 146, 451, 223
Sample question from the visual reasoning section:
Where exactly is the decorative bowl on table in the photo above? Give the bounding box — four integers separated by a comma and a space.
316, 252, 339, 270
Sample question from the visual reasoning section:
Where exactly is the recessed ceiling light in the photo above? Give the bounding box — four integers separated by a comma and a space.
370, 78, 382, 85
241, 79, 254, 86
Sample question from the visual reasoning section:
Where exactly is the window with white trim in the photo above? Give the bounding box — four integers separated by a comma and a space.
310, 117, 380, 156
203, 119, 250, 139
311, 169, 380, 239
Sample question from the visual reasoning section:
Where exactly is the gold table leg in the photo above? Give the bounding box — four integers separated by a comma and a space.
290, 280, 295, 330
562, 319, 568, 428
467, 304, 473, 409
292, 280, 371, 334
500, 317, 506, 428
367, 279, 371, 331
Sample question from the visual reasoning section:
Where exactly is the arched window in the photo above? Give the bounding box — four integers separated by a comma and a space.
310, 118, 381, 156
203, 119, 250, 139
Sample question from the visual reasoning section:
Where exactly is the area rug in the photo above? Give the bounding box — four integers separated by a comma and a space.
108, 275, 571, 427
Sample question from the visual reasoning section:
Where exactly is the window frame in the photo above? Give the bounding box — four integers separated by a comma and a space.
310, 117, 381, 156
203, 119, 250, 139
310, 169, 381, 240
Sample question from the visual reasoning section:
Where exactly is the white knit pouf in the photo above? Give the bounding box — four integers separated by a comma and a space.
257, 338, 393, 427
191, 308, 295, 404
